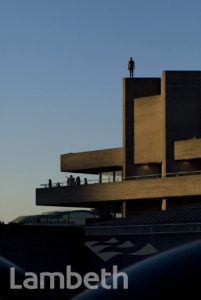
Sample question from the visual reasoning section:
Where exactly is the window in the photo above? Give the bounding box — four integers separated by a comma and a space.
101, 172, 114, 183
99, 170, 122, 183
115, 170, 122, 182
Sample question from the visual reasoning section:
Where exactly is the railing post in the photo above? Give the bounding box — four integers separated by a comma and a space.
122, 201, 126, 218
161, 199, 167, 211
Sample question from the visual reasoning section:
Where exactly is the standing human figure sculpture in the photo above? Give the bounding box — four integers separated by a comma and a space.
128, 57, 135, 78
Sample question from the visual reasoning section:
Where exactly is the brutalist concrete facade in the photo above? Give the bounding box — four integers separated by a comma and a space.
36, 71, 201, 218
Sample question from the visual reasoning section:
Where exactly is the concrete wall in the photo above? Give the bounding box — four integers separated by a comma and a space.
174, 138, 201, 160
61, 147, 123, 174
134, 95, 164, 164
123, 78, 161, 178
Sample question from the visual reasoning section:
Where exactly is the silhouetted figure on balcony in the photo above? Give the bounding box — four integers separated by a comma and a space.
84, 178, 88, 185
128, 57, 135, 78
57, 182, 61, 187
69, 175, 76, 186
69, 175, 73, 186
48, 179, 52, 188
67, 177, 70, 186
76, 176, 81, 185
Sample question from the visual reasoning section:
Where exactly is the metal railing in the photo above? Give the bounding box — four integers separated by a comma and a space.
40, 169, 201, 188
40, 179, 100, 188
85, 222, 201, 235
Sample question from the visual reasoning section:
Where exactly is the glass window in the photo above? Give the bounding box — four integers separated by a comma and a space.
99, 171, 122, 183
101, 172, 114, 183
115, 170, 122, 182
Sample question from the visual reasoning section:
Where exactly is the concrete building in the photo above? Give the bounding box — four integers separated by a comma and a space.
36, 71, 201, 219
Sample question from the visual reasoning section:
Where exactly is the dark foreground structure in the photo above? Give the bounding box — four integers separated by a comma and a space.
74, 240, 201, 300
36, 71, 201, 219
1, 208, 201, 299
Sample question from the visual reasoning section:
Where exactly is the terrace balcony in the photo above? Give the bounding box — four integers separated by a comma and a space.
36, 171, 201, 208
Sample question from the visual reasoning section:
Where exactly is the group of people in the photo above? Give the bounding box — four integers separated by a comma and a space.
48, 176, 88, 188
66, 175, 88, 186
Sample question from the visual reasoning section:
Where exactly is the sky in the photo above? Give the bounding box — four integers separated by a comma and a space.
1, 0, 201, 222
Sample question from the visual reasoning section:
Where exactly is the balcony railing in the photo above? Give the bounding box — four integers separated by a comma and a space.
40, 169, 201, 188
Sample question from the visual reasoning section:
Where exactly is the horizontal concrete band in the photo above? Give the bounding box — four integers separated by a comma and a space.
61, 147, 123, 174
175, 138, 201, 160
36, 174, 201, 206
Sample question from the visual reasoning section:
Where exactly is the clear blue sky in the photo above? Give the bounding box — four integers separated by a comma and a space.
1, 0, 201, 222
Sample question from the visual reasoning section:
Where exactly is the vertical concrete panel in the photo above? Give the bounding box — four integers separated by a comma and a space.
134, 95, 164, 164
123, 78, 161, 178
165, 71, 201, 173
174, 138, 201, 160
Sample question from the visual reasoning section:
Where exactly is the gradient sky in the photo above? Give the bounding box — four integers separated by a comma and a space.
1, 0, 201, 222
